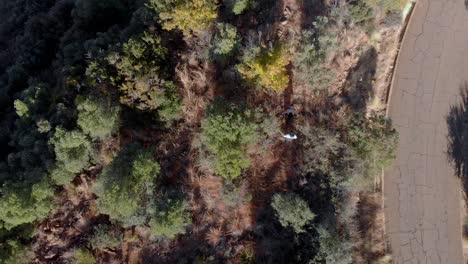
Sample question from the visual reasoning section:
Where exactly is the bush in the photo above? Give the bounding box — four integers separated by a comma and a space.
293, 18, 339, 91
349, 1, 374, 24
94, 145, 160, 226
72, 248, 96, 264
149, 199, 191, 239
230, 0, 251, 15
238, 44, 289, 92
212, 23, 239, 56
347, 114, 398, 179
310, 227, 353, 264
13, 100, 29, 118
36, 119, 51, 133
200, 105, 258, 180
0, 240, 34, 264
50, 128, 92, 175
101, 32, 181, 119
76, 95, 120, 140
149, 0, 218, 36
299, 125, 346, 175
271, 193, 315, 233
0, 179, 55, 230
89, 224, 122, 249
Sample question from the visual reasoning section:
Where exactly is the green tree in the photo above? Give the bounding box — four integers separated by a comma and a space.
13, 100, 29, 118
201, 106, 258, 180
36, 119, 51, 133
102, 32, 181, 119
213, 23, 239, 56
94, 145, 160, 226
0, 179, 55, 230
271, 193, 315, 233
228, 0, 251, 15
149, 199, 191, 239
76, 95, 120, 140
238, 44, 289, 92
49, 128, 92, 184
150, 0, 218, 36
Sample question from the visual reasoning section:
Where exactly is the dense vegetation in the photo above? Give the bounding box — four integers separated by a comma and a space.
0, 0, 401, 262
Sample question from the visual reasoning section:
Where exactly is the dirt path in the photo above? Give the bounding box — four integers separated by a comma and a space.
384, 0, 467, 262
33, 173, 99, 263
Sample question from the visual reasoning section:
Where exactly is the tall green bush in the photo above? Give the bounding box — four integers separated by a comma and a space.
149, 0, 218, 36
50, 128, 92, 174
94, 145, 160, 226
213, 23, 239, 56
149, 199, 191, 239
201, 106, 258, 180
271, 193, 315, 233
0, 179, 55, 230
347, 114, 398, 178
76, 95, 120, 140
238, 44, 289, 92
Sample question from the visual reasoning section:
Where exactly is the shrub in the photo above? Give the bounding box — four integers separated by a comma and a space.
299, 125, 346, 175
150, 0, 218, 36
94, 145, 160, 226
103, 32, 181, 119
72, 248, 96, 264
271, 193, 315, 233
213, 23, 239, 56
347, 114, 398, 179
310, 227, 353, 264
238, 44, 289, 92
0, 240, 34, 264
0, 179, 55, 230
293, 18, 339, 91
201, 106, 258, 180
230, 0, 251, 15
76, 95, 120, 140
149, 199, 191, 239
349, 1, 374, 24
50, 128, 92, 175
13, 100, 29, 118
89, 224, 122, 249
36, 119, 51, 133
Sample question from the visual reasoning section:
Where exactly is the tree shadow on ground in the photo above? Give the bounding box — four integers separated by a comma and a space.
446, 82, 468, 196
343, 46, 378, 112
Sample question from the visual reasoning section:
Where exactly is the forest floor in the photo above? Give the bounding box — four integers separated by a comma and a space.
31, 0, 404, 263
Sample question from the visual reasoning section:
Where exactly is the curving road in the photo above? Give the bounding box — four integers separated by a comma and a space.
385, 0, 467, 263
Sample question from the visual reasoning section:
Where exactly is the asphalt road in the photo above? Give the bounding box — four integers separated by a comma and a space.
384, 0, 467, 262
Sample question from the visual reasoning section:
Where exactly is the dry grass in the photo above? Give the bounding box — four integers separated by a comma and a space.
176, 50, 216, 124
33, 170, 99, 263
352, 192, 390, 263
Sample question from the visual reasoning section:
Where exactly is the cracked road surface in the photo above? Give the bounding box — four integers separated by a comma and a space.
385, 0, 467, 263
